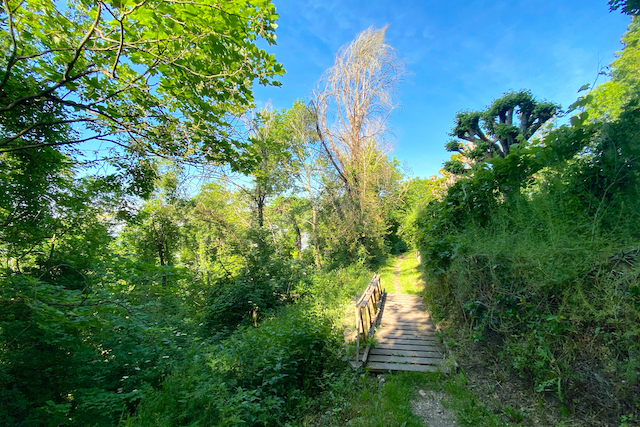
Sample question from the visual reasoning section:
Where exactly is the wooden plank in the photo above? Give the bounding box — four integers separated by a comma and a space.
381, 312, 428, 317
377, 324, 434, 331
375, 331, 436, 340
373, 343, 440, 352
369, 348, 443, 357
385, 301, 424, 305
377, 327, 434, 334
352, 274, 388, 364
361, 291, 451, 373
376, 337, 438, 346
385, 305, 423, 308
380, 321, 431, 327
380, 314, 431, 320
377, 330, 435, 337
356, 274, 380, 306
384, 311, 426, 314
358, 288, 374, 307
362, 343, 372, 363
366, 362, 444, 373
368, 354, 443, 365
384, 304, 424, 308
381, 306, 427, 312
385, 302, 423, 306
377, 325, 436, 333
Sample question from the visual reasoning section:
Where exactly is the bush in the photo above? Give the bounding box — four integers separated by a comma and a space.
416, 102, 640, 422
203, 228, 310, 331
0, 262, 192, 427
128, 302, 348, 426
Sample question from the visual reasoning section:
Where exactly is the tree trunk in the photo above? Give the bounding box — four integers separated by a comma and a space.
311, 203, 322, 268
152, 220, 168, 287
256, 192, 265, 228
293, 221, 302, 261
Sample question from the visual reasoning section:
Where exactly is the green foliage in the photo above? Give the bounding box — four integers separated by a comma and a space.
417, 83, 640, 422
0, 0, 284, 171
445, 90, 560, 175
127, 265, 371, 427
0, 3, 421, 426
298, 370, 517, 427
588, 17, 640, 122
610, 0, 640, 15
0, 259, 194, 426
203, 228, 309, 331
315, 156, 407, 269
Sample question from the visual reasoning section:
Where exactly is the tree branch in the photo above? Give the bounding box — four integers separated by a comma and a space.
0, 0, 19, 91
0, 117, 100, 148
0, 133, 126, 154
0, 68, 97, 113
65, 3, 102, 81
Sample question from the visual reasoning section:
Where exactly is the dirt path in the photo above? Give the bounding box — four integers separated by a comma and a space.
412, 389, 459, 427
391, 254, 458, 426
392, 254, 404, 293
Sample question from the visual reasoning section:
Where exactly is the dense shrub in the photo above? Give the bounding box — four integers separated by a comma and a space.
203, 229, 310, 331
127, 264, 372, 426
128, 304, 347, 426
0, 261, 193, 427
416, 102, 640, 421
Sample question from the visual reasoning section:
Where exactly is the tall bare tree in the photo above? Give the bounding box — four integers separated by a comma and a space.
312, 25, 406, 261
313, 26, 404, 201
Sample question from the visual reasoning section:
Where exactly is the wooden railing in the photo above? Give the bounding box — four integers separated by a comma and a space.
353, 273, 386, 365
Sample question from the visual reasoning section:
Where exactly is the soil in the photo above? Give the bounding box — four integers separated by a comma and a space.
458, 343, 566, 426
412, 389, 459, 427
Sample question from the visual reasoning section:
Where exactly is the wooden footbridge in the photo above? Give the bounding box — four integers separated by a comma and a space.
351, 274, 447, 372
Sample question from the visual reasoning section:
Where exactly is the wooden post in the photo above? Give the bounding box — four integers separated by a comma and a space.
355, 305, 360, 362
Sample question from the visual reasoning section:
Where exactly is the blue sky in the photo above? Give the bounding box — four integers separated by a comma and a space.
252, 0, 631, 178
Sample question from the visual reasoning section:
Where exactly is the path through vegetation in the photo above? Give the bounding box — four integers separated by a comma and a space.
347, 254, 560, 427
371, 254, 458, 426
367, 293, 443, 372
392, 254, 403, 292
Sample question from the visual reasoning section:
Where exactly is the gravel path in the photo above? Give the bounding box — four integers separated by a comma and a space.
412, 389, 459, 427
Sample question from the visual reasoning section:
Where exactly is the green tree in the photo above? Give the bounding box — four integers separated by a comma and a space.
268, 194, 310, 260
0, 0, 284, 171
609, 0, 640, 15
394, 176, 447, 251
444, 90, 559, 174
286, 100, 325, 267
182, 182, 247, 285
587, 17, 640, 122
245, 109, 294, 228
313, 26, 406, 264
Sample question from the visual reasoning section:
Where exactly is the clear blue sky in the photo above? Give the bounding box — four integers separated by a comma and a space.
252, 0, 631, 178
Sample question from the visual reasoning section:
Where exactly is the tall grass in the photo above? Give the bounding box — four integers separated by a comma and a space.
379, 254, 424, 294
424, 177, 640, 421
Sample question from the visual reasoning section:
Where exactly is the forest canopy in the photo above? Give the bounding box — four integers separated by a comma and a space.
0, 0, 283, 174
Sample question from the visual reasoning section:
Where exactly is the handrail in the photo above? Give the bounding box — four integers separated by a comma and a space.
353, 273, 386, 365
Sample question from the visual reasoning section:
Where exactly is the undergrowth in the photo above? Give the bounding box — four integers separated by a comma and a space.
417, 101, 640, 425
125, 265, 372, 426
295, 368, 531, 427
